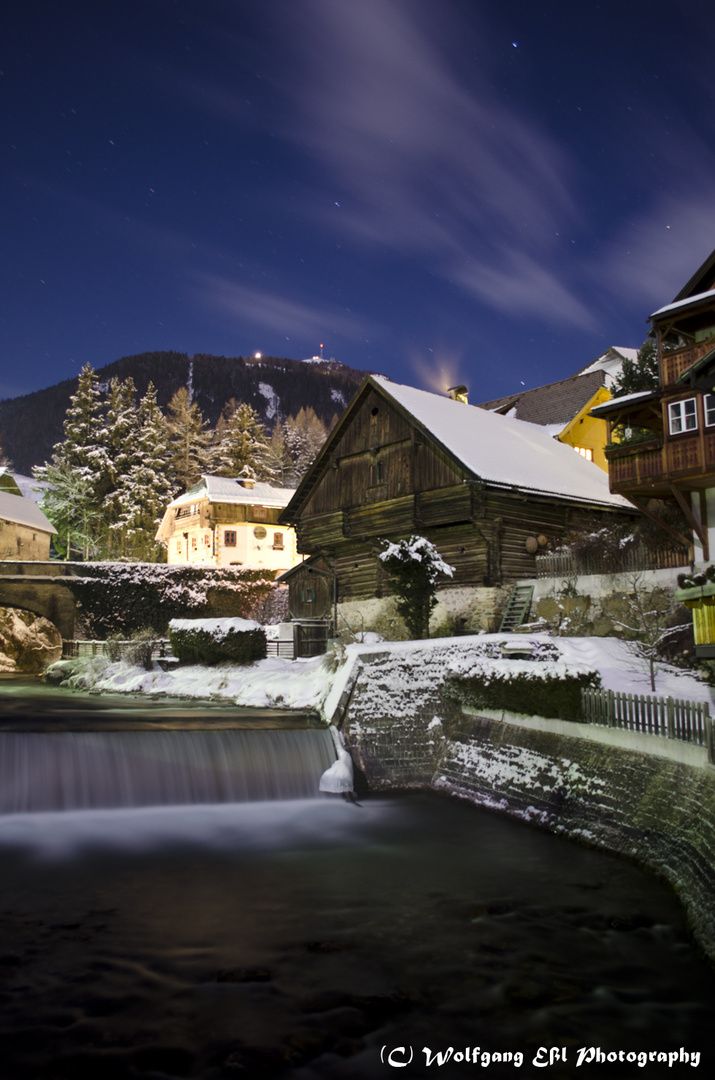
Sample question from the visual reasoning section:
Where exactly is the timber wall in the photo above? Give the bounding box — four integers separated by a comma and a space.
334, 643, 715, 962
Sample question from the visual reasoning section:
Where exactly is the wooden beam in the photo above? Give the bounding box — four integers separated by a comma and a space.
624, 495, 693, 552
667, 483, 707, 550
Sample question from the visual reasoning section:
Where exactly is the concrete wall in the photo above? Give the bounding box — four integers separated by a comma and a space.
335, 645, 715, 962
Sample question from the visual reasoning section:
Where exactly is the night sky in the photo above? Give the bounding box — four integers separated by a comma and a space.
3, 0, 714, 403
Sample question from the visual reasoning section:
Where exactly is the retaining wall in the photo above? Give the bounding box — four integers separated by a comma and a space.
336, 643, 715, 962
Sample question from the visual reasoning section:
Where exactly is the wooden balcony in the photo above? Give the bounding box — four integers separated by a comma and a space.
661, 335, 715, 386
605, 431, 715, 496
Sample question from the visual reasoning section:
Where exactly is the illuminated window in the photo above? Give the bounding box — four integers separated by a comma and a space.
224, 530, 237, 546
669, 398, 697, 434
273, 531, 284, 550
573, 445, 593, 461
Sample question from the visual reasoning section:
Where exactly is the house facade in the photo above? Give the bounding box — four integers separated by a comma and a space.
0, 490, 57, 561
592, 250, 715, 562
477, 347, 636, 471
279, 376, 633, 618
156, 475, 300, 573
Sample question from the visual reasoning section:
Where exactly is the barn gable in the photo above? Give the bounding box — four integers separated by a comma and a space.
280, 376, 633, 607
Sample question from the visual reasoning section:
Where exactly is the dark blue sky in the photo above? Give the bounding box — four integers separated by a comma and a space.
3, 0, 714, 402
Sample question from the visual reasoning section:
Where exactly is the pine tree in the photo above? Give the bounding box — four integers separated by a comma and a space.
34, 364, 111, 558
613, 339, 660, 397
166, 387, 213, 490
53, 363, 111, 495
609, 340, 661, 447
34, 460, 105, 560
214, 400, 273, 480
111, 383, 174, 561
103, 376, 139, 554
281, 406, 329, 486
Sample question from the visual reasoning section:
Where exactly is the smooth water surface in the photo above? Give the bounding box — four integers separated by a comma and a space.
0, 680, 713, 1079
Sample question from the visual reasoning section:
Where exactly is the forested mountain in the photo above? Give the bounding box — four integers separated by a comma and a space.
0, 352, 373, 474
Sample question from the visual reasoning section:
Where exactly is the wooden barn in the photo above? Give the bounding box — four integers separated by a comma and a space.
279, 376, 633, 620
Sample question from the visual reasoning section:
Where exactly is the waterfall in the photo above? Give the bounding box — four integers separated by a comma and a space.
0, 728, 337, 813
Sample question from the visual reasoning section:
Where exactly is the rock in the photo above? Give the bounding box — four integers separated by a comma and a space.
0, 606, 63, 673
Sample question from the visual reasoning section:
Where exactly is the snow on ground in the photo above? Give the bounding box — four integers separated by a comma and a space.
53, 632, 714, 715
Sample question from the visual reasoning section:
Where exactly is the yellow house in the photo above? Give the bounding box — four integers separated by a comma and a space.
477, 347, 637, 472
156, 475, 301, 573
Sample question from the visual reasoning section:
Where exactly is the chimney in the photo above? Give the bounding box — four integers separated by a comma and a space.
237, 473, 256, 489
447, 384, 469, 404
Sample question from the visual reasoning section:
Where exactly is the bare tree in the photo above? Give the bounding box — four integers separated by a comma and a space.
613, 573, 688, 692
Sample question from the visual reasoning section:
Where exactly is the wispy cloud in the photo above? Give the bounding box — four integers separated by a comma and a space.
193, 272, 379, 343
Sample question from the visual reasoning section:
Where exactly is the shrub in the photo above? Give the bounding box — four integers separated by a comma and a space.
444, 663, 600, 721
68, 563, 275, 638
378, 535, 454, 639
168, 617, 267, 666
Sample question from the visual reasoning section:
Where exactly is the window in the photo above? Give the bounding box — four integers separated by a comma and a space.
191, 536, 197, 550
301, 587, 316, 603
224, 530, 237, 546
252, 506, 267, 519
204, 534, 211, 546
273, 531, 284, 550
573, 445, 593, 461
370, 460, 384, 485
668, 398, 698, 434
706, 394, 715, 427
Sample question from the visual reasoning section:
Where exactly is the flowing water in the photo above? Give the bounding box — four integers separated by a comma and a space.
0, 678, 714, 1080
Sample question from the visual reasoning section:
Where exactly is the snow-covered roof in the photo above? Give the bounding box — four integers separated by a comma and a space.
650, 288, 715, 322
372, 377, 630, 509
477, 369, 606, 428
589, 389, 659, 416
0, 491, 57, 533
576, 346, 637, 381
169, 475, 295, 510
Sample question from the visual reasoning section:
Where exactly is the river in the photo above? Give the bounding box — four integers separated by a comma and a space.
0, 676, 713, 1079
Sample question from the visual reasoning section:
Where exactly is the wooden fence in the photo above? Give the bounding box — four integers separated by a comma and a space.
62, 639, 172, 660
581, 687, 714, 762
536, 544, 690, 580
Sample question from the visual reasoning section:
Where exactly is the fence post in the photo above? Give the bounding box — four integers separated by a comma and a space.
607, 689, 615, 728
667, 697, 675, 740
705, 712, 714, 765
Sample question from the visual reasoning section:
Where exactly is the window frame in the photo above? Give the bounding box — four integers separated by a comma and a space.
705, 393, 715, 428
224, 530, 237, 547
668, 397, 698, 435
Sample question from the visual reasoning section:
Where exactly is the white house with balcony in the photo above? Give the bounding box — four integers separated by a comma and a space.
156, 475, 300, 573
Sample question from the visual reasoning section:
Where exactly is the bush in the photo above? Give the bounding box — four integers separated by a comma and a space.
68, 563, 275, 638
168, 617, 267, 666
444, 664, 600, 721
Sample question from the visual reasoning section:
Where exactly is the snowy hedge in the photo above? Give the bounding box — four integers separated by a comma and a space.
168, 617, 267, 666
67, 563, 275, 638
444, 660, 600, 721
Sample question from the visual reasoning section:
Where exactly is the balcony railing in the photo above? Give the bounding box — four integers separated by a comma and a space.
661, 335, 715, 386
605, 432, 715, 490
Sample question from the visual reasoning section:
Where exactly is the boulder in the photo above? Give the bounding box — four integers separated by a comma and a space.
0, 606, 63, 673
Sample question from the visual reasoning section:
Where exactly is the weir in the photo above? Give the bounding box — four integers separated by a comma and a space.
0, 727, 337, 813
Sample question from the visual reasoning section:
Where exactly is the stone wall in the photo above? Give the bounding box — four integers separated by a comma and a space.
337, 646, 715, 962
